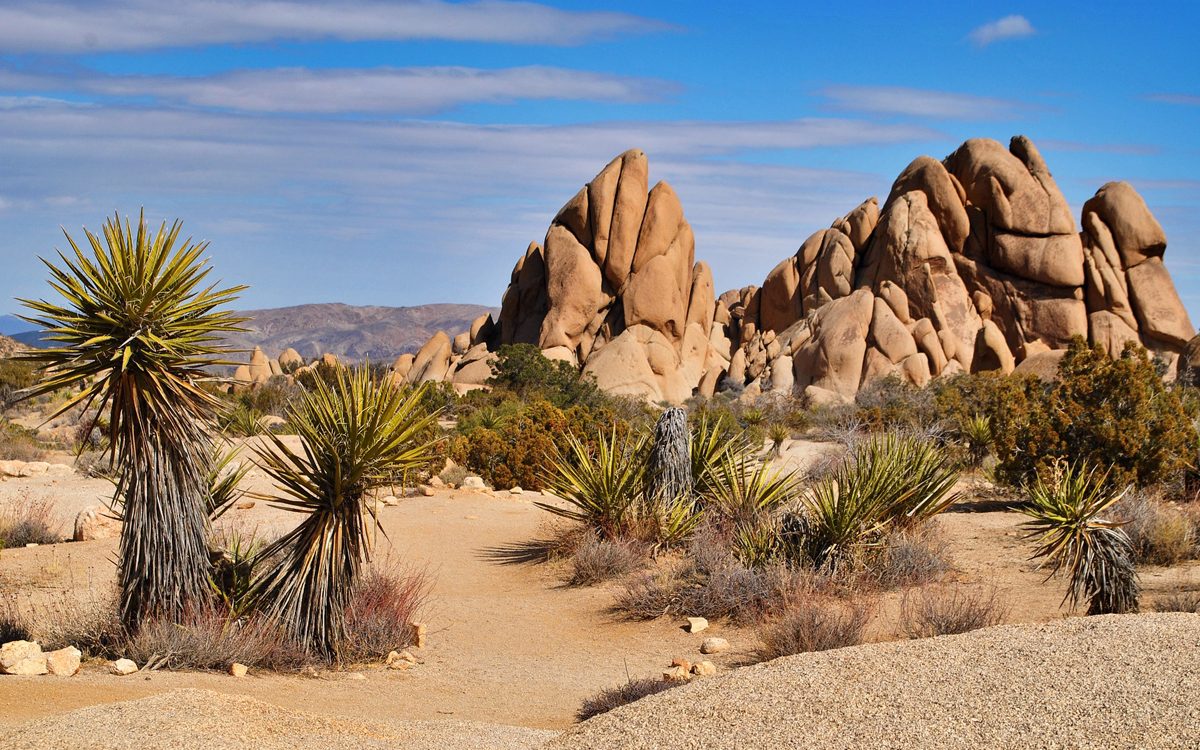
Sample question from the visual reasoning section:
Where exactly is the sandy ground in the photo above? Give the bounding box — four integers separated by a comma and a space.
1, 438, 1198, 742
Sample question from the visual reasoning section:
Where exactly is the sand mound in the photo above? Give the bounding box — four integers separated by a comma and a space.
5, 688, 554, 750
549, 614, 1200, 750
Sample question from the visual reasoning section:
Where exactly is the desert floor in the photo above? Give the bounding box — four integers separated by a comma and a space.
1, 439, 1198, 736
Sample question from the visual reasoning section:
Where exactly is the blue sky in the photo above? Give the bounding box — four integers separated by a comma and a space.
1, 1, 1197, 319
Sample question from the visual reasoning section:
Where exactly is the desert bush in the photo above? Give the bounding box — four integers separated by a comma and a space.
577, 678, 682, 721
342, 565, 433, 661
122, 608, 309, 671
1021, 461, 1139, 615
853, 375, 938, 433
450, 399, 634, 491
0, 357, 40, 408
0, 420, 45, 461
1154, 591, 1200, 614
570, 535, 648, 586
869, 524, 951, 589
0, 596, 30, 642
1114, 491, 1197, 566
0, 493, 62, 547
439, 464, 469, 487
899, 584, 1007, 638
756, 596, 873, 660
799, 432, 960, 568
957, 413, 994, 468
16, 591, 124, 655
973, 340, 1196, 488
487, 343, 605, 408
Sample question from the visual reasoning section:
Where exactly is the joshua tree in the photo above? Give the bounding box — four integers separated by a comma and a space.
19, 212, 246, 628
249, 367, 438, 660
1020, 461, 1139, 615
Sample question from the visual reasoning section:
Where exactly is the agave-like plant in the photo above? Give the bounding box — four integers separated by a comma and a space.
18, 212, 245, 628
248, 367, 439, 660
537, 429, 650, 541
800, 433, 960, 567
689, 412, 756, 499
704, 452, 802, 524
959, 414, 993, 468
1019, 461, 1139, 615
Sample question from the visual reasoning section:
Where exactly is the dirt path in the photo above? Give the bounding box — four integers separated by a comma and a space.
0, 486, 754, 732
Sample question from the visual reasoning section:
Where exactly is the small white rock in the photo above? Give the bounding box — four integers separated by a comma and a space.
700, 637, 730, 655
691, 660, 717, 676
686, 617, 709, 634
110, 658, 138, 675
1, 640, 42, 673
509, 487, 524, 495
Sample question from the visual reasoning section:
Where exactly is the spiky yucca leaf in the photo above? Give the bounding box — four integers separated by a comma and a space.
207, 445, 251, 521
1020, 462, 1139, 615
801, 433, 960, 567
704, 452, 802, 524
959, 414, 993, 467
17, 211, 245, 627
249, 368, 439, 660
537, 430, 649, 540
689, 412, 756, 499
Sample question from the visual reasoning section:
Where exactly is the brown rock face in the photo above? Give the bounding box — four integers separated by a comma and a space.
405, 136, 1192, 404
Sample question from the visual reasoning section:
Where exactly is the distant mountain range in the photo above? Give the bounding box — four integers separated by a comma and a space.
1, 303, 498, 362
222, 303, 497, 362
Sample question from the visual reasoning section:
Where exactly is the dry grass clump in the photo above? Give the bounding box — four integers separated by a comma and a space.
123, 609, 310, 671
0, 422, 45, 461
577, 677, 682, 722
341, 565, 433, 661
756, 596, 874, 661
570, 535, 648, 586
869, 524, 951, 589
900, 584, 1008, 639
1154, 591, 1200, 614
0, 493, 62, 548
1114, 491, 1197, 566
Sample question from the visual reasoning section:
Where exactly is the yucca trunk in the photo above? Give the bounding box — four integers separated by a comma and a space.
118, 434, 212, 626
648, 407, 691, 503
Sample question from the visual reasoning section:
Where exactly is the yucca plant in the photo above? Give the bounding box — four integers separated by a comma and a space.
690, 412, 756, 499
800, 433, 959, 567
248, 368, 439, 660
537, 429, 650, 541
1019, 461, 1139, 615
18, 211, 245, 628
704, 452, 802, 525
959, 414, 993, 468
768, 423, 790, 457
207, 445, 251, 521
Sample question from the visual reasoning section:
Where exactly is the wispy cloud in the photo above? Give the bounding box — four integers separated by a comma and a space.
0, 99, 935, 309
969, 15, 1036, 47
79, 66, 677, 115
1039, 139, 1159, 156
819, 85, 1025, 120
1144, 93, 1200, 106
0, 0, 668, 53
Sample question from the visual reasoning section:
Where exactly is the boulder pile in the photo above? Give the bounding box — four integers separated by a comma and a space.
245, 136, 1194, 404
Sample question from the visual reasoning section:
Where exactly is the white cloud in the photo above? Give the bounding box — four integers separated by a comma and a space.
1145, 93, 1200, 106
0, 0, 667, 53
0, 99, 938, 309
820, 85, 1024, 120
83, 66, 675, 114
968, 15, 1036, 47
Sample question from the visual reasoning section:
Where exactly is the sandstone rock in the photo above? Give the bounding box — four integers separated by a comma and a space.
769, 354, 795, 392
321, 353, 339, 369
691, 660, 717, 677
407, 331, 453, 384
624, 253, 686, 341
1082, 181, 1166, 268
582, 325, 690, 403
793, 289, 873, 399
108, 658, 136, 675
760, 256, 802, 333
1089, 311, 1142, 360
945, 137, 1074, 236
540, 224, 605, 350
803, 385, 849, 407
45, 646, 80, 677
1014, 350, 1067, 381
461, 476, 487, 490
452, 354, 496, 386
452, 331, 471, 355
74, 505, 120, 542
469, 314, 495, 346
0, 460, 22, 478
229, 662, 248, 678
973, 320, 1015, 374
697, 366, 723, 398
1, 640, 43, 674
411, 622, 427, 649
17, 461, 49, 477
870, 297, 917, 364
685, 617, 708, 634
419, 485, 435, 497
279, 348, 304, 371
833, 198, 880, 253
900, 352, 931, 388
248, 347, 272, 383
887, 156, 969, 252
662, 666, 691, 683
1126, 257, 1194, 348
700, 637, 729, 655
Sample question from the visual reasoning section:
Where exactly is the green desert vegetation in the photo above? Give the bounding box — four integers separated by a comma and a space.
17, 211, 247, 629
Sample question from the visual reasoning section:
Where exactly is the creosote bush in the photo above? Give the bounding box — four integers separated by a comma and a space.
0, 493, 62, 547
1113, 490, 1197, 566
899, 584, 1007, 639
755, 596, 874, 661
570, 535, 648, 586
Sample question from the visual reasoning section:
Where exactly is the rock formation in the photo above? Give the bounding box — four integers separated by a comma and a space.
395, 136, 1195, 403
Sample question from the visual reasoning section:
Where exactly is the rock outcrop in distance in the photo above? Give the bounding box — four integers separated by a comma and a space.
399, 137, 1197, 403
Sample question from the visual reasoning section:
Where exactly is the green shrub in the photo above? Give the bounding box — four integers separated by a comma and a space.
0, 421, 46, 461
0, 357, 39, 408
487, 343, 604, 407
950, 340, 1196, 488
